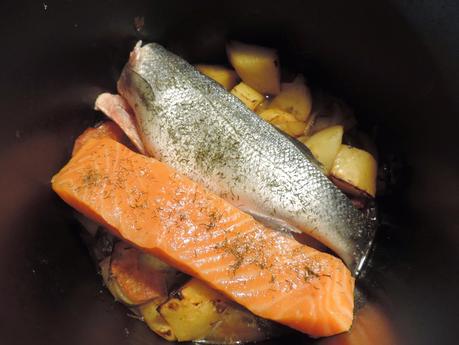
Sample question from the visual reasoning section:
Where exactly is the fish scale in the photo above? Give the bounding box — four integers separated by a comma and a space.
117, 42, 375, 275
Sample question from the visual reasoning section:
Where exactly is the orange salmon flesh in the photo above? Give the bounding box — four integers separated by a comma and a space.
52, 138, 354, 337
72, 121, 127, 156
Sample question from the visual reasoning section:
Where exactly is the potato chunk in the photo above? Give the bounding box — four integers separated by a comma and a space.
158, 279, 224, 341
330, 145, 377, 197
195, 64, 238, 90
139, 299, 177, 341
158, 279, 276, 342
275, 121, 307, 137
258, 108, 297, 124
297, 135, 308, 145
258, 108, 306, 136
204, 304, 275, 344
231, 82, 265, 110
269, 75, 312, 121
304, 125, 344, 174
255, 97, 271, 114
227, 41, 280, 95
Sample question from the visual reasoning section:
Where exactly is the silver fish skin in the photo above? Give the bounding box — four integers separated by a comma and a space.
117, 41, 375, 275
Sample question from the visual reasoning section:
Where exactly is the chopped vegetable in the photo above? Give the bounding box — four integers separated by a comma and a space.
258, 108, 306, 136
99, 242, 171, 306
99, 257, 136, 305
201, 299, 279, 344
138, 252, 182, 291
304, 125, 344, 174
297, 135, 308, 145
99, 241, 274, 343
139, 299, 177, 341
275, 121, 307, 137
196, 64, 238, 90
258, 108, 297, 124
159, 279, 276, 343
255, 97, 271, 114
303, 112, 317, 137
231, 82, 265, 110
158, 279, 224, 341
227, 41, 280, 95
330, 145, 377, 197
268, 75, 312, 122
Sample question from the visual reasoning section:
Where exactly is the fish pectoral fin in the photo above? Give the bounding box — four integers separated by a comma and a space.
239, 207, 332, 253
238, 208, 302, 234
94, 93, 147, 155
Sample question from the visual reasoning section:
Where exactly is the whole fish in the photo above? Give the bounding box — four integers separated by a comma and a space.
116, 41, 375, 275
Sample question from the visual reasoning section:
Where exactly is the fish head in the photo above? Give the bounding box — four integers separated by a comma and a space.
117, 42, 169, 157
117, 41, 183, 105
117, 42, 155, 115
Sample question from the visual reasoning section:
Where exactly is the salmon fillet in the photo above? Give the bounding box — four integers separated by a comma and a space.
72, 121, 127, 156
52, 138, 354, 337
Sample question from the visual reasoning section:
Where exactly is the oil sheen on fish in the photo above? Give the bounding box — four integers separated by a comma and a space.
117, 42, 375, 275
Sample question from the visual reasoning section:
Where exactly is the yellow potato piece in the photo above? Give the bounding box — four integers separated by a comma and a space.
204, 305, 270, 344
139, 299, 177, 341
159, 278, 273, 343
227, 41, 280, 95
297, 135, 308, 145
231, 82, 265, 110
258, 108, 282, 122
258, 108, 296, 124
274, 121, 307, 137
99, 257, 136, 306
303, 111, 317, 137
330, 145, 377, 197
269, 75, 312, 122
270, 112, 297, 125
305, 125, 344, 174
195, 64, 238, 90
254, 97, 271, 114
158, 279, 224, 341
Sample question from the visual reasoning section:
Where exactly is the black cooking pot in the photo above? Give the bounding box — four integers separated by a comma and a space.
1, 1, 458, 344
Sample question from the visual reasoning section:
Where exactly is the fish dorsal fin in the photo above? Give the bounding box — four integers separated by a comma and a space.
238, 207, 302, 234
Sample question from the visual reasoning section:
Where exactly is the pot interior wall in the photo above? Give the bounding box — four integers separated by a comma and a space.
0, 1, 458, 345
